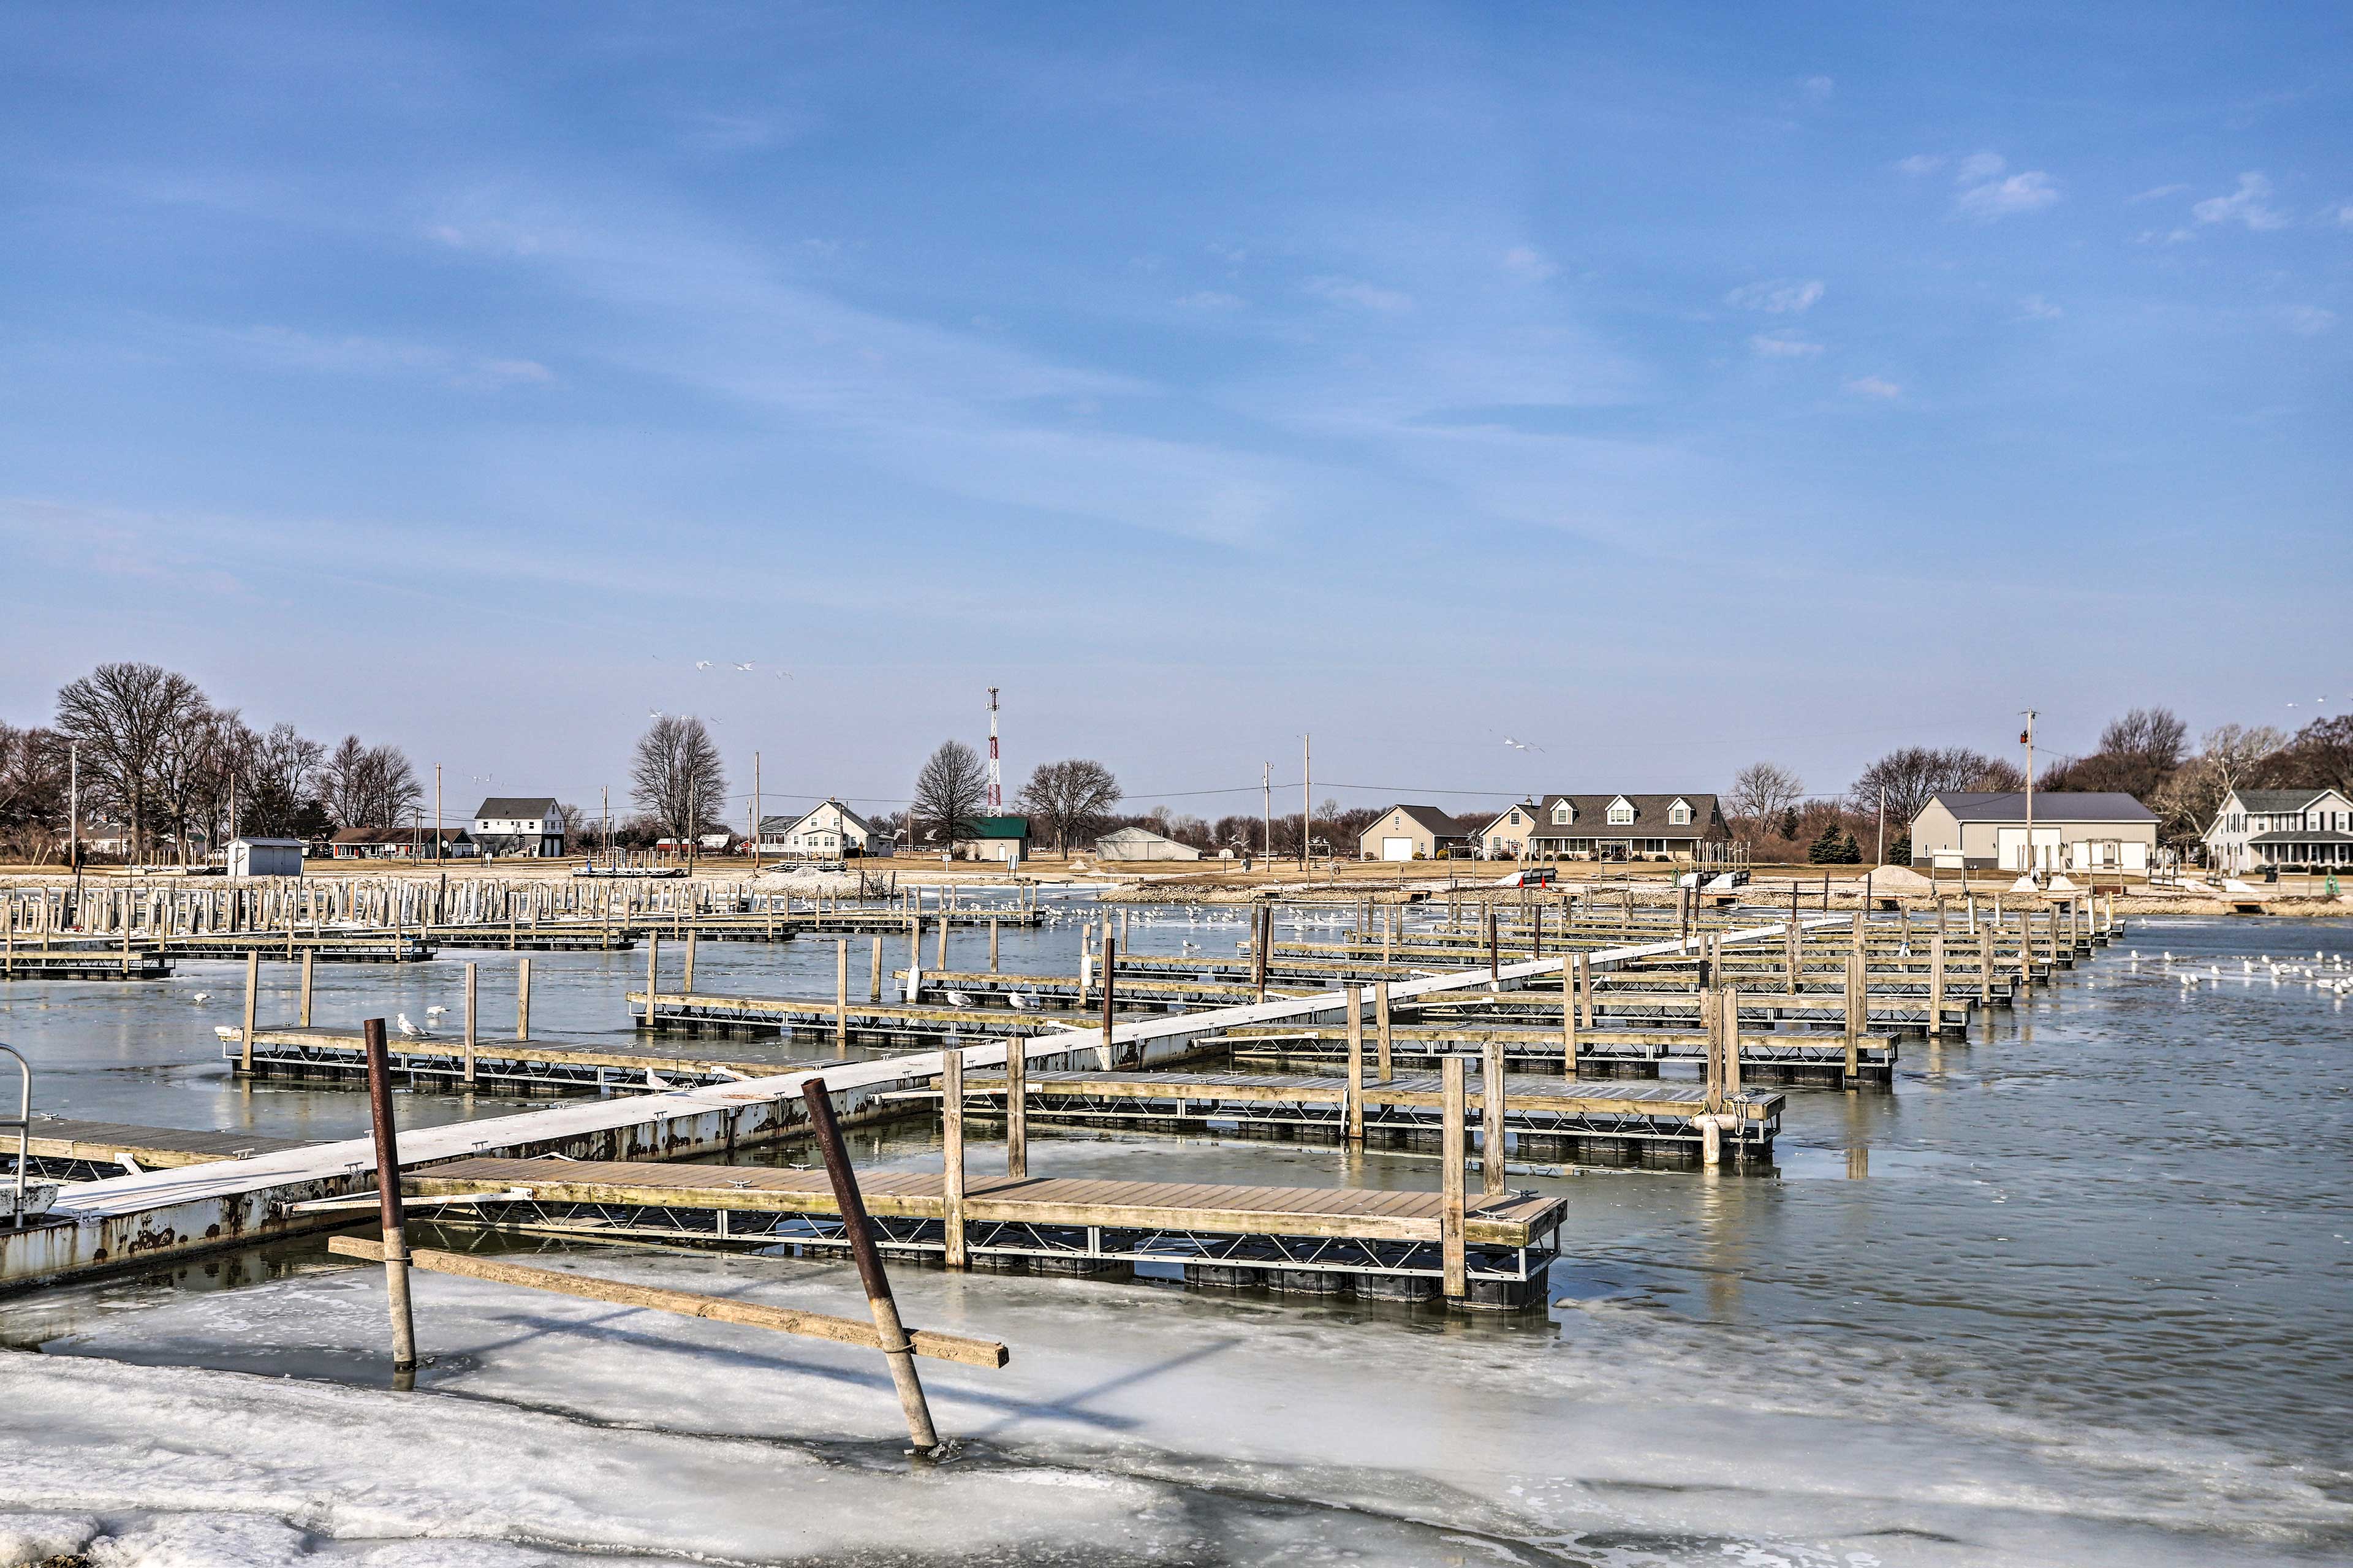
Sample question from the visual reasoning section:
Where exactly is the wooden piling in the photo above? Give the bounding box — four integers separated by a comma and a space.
1098, 937, 1118, 1070
798, 1076, 941, 1453
1561, 955, 1578, 1074
988, 917, 999, 972
1374, 979, 1393, 1082
299, 950, 314, 1028
515, 958, 532, 1039
1441, 1056, 1467, 1300
241, 952, 259, 1072
1005, 1039, 1027, 1179
644, 935, 659, 1027
1928, 930, 1947, 1036
1480, 1039, 1506, 1201
941, 1049, 966, 1269
683, 932, 697, 994
363, 1017, 419, 1378
462, 962, 477, 1083
870, 935, 884, 1002
835, 939, 849, 1047
1344, 985, 1365, 1147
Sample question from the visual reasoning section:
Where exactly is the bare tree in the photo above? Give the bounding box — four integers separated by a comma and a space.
241, 722, 329, 839
2259, 714, 2353, 799
1014, 759, 1122, 854
319, 734, 423, 828
1849, 746, 2003, 832
631, 716, 728, 855
54, 662, 208, 862
1727, 762, 1805, 831
0, 722, 69, 863
2042, 706, 2189, 798
911, 740, 988, 852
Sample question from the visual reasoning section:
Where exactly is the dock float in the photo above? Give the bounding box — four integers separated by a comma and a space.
405, 1157, 1567, 1308
895, 1068, 1781, 1165
222, 1025, 806, 1093
15, 1119, 314, 1181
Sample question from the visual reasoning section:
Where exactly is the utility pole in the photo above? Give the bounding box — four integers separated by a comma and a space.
602, 786, 611, 866
226, 770, 237, 857
434, 763, 443, 865
1302, 733, 1311, 871
1876, 784, 1886, 866
751, 750, 761, 868
69, 740, 80, 876
1262, 762, 1271, 858
2020, 710, 2038, 880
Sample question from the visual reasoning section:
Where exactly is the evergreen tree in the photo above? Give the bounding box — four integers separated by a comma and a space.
1808, 822, 1844, 864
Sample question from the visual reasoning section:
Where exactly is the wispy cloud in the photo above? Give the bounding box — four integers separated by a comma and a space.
1896, 154, 1944, 177
1845, 376, 1901, 399
2283, 305, 2336, 336
1305, 275, 1412, 312
1954, 159, 2061, 221
226, 325, 554, 388
1800, 75, 1834, 104
1500, 246, 1558, 282
2192, 172, 2289, 231
1749, 331, 1824, 358
2016, 295, 2063, 321
2129, 183, 2191, 204
1174, 290, 1243, 310
1726, 278, 1824, 314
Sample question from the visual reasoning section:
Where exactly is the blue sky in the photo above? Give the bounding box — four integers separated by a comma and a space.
2, 2, 2346, 824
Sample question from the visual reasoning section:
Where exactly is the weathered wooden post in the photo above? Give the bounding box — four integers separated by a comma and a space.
1843, 945, 1863, 1084
1486, 906, 1498, 985
515, 958, 532, 1039
462, 961, 478, 1083
935, 913, 948, 971
1344, 985, 1365, 1148
1098, 937, 1118, 1069
870, 935, 884, 1002
799, 1076, 941, 1452
834, 939, 849, 1047
1004, 1039, 1027, 1179
1374, 978, 1393, 1081
1577, 950, 1594, 1029
363, 1017, 419, 1379
1929, 930, 1947, 1036
1722, 983, 1742, 1099
683, 931, 697, 994
1441, 1055, 1467, 1300
1252, 904, 1270, 1000
1561, 954, 1578, 1075
643, 934, 659, 1028
988, 917, 999, 972
941, 1048, 966, 1268
299, 949, 314, 1028
1480, 1039, 1506, 1200
241, 950, 259, 1072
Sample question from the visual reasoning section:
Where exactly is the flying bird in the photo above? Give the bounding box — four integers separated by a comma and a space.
733, 662, 755, 672
694, 660, 714, 670
1502, 737, 1544, 752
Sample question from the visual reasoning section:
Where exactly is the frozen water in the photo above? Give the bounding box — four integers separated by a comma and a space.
2, 913, 2350, 1564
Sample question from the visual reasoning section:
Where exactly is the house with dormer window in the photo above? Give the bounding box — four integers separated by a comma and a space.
471, 798, 566, 857
1523, 793, 1729, 862
2202, 787, 2353, 871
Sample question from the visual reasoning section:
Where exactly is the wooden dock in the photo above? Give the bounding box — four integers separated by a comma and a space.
896, 1067, 1782, 1164
15, 1118, 314, 1180
629, 990, 1116, 1042
406, 1157, 1567, 1306
1219, 1025, 1898, 1083
223, 1025, 809, 1093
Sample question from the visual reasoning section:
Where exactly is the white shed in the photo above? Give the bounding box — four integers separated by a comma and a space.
230, 837, 305, 877
1095, 826, 1203, 862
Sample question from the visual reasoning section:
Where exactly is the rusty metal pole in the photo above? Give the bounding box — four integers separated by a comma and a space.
800, 1076, 941, 1452
363, 1018, 418, 1379
1252, 904, 1269, 999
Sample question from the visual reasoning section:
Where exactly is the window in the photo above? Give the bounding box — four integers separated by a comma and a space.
1552, 801, 1571, 824
1509, 812, 1522, 826
1667, 800, 1692, 826
1607, 798, 1634, 825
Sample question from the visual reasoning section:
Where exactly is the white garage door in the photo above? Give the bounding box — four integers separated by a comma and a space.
1381, 836, 1414, 861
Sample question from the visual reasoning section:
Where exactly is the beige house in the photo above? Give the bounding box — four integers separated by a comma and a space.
759, 798, 877, 858
1358, 805, 1474, 860
1909, 791, 2158, 873
1475, 803, 1542, 858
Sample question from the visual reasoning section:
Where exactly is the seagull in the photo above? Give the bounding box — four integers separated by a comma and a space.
947, 990, 975, 1007
645, 1070, 673, 1090
1008, 991, 1039, 1010
733, 662, 755, 672
396, 1012, 430, 1039
191, 991, 211, 1003
695, 660, 714, 670
425, 1005, 447, 1018
648, 710, 664, 720
1501, 737, 1545, 752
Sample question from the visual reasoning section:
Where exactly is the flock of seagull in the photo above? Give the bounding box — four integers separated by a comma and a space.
2129, 948, 2352, 996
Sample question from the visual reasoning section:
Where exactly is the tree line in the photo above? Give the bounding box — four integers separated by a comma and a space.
1726, 707, 2353, 863
1, 662, 423, 865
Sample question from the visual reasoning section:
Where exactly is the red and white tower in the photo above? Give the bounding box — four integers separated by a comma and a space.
985, 686, 1002, 813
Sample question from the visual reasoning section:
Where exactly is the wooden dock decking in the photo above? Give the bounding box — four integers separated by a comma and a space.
225, 1024, 811, 1092
407, 1157, 1566, 1303
17, 1118, 314, 1180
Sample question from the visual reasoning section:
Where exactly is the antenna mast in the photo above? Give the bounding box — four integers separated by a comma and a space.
986, 686, 1002, 814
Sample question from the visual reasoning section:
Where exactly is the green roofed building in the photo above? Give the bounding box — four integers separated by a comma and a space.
953, 814, 1030, 863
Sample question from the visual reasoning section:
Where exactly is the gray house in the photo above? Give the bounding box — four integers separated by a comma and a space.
1096, 825, 1202, 862
471, 797, 566, 857
1526, 795, 1731, 862
2202, 787, 2353, 871
1909, 791, 2158, 873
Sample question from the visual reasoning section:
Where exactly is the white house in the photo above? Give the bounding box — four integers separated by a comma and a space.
759, 798, 878, 858
1527, 795, 1731, 862
471, 798, 566, 857
2202, 787, 2353, 871
1094, 825, 1202, 862
229, 837, 305, 877
1909, 791, 2159, 873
